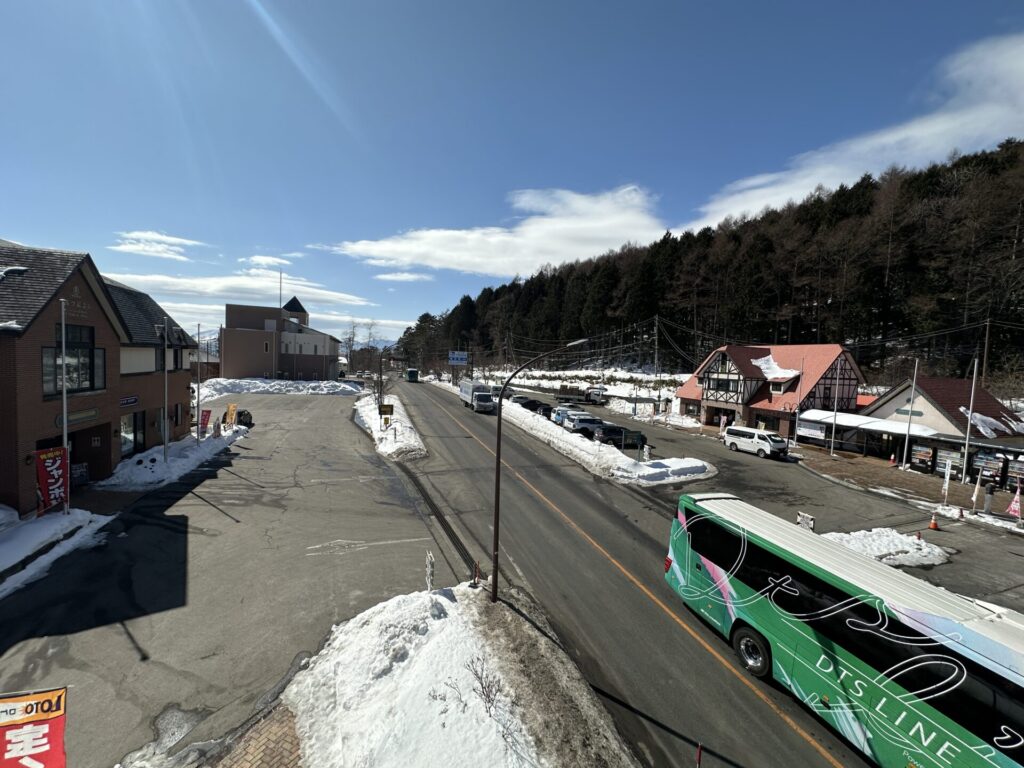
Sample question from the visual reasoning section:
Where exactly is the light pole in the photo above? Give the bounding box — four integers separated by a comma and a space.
491, 337, 587, 603
59, 297, 69, 514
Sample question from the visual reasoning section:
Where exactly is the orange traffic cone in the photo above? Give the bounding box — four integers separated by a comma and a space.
929, 511, 940, 531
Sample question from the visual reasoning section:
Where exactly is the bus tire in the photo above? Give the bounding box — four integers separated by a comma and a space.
732, 627, 771, 679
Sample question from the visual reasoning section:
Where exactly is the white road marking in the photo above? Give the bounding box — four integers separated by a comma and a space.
305, 537, 431, 556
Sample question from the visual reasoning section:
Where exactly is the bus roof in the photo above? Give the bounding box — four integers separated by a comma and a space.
684, 492, 1024, 660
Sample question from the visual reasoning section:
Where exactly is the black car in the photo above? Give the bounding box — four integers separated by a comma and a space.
519, 399, 545, 412
535, 403, 553, 418
593, 423, 646, 448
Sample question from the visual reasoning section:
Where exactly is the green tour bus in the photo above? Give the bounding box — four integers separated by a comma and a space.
665, 492, 1024, 768
405, 368, 419, 382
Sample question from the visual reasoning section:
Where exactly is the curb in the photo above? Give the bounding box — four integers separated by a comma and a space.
796, 458, 1024, 537
0, 523, 86, 586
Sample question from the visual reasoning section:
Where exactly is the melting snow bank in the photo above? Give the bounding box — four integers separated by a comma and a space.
0, 509, 108, 599
822, 528, 949, 567
198, 377, 362, 401
354, 394, 427, 460
94, 425, 248, 490
282, 583, 640, 768
430, 381, 714, 486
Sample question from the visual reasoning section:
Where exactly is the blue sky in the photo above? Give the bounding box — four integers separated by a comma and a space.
3, 1, 1024, 342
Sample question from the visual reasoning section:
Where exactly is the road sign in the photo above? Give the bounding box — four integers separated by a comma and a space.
0, 687, 67, 768
448, 351, 468, 366
378, 403, 394, 416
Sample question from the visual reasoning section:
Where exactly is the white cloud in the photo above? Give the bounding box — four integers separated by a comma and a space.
680, 33, 1024, 232
107, 230, 208, 262
373, 272, 434, 282
311, 185, 665, 278
308, 311, 415, 337
281, 251, 306, 259
103, 268, 375, 308
239, 255, 292, 267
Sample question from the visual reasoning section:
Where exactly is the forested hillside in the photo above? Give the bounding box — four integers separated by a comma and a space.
398, 140, 1024, 394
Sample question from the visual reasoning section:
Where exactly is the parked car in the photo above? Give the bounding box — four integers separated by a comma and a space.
520, 399, 545, 412
535, 403, 553, 418
565, 413, 605, 439
593, 423, 646, 448
510, 395, 531, 405
722, 426, 788, 459
552, 406, 587, 425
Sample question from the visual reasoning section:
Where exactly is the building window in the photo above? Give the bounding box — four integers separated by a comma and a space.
314, 344, 318, 355
770, 382, 786, 394
264, 341, 270, 353
156, 346, 165, 371
822, 386, 832, 402
42, 325, 105, 395
174, 402, 183, 427
173, 347, 183, 370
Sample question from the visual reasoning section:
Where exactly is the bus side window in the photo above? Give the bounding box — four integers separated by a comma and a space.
994, 682, 1024, 750
687, 518, 744, 571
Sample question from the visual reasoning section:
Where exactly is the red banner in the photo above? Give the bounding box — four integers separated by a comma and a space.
33, 448, 68, 516
0, 688, 66, 768
199, 409, 212, 435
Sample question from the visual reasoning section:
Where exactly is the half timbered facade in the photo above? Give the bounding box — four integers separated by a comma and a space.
675, 343, 864, 438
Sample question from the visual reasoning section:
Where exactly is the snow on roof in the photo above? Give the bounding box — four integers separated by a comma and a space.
750, 354, 800, 382
799, 408, 939, 436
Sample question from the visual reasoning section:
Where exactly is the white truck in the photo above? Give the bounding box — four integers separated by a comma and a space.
459, 379, 496, 413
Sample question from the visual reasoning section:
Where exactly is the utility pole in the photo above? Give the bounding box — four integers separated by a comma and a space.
829, 356, 841, 457
196, 322, 202, 447
901, 359, 919, 469
654, 315, 660, 419
60, 298, 69, 514
982, 318, 991, 389
962, 357, 979, 484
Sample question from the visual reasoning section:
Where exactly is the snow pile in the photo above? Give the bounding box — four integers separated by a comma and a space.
750, 354, 800, 381
0, 320, 23, 331
283, 585, 544, 767
0, 509, 108, 599
94, 426, 247, 490
354, 394, 427, 460
822, 528, 949, 567
198, 377, 362, 401
0, 504, 18, 533
431, 381, 714, 486
477, 368, 690, 402
603, 399, 702, 429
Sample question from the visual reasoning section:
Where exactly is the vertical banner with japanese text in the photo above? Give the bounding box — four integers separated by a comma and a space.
33, 448, 68, 516
225, 403, 238, 426
0, 687, 67, 768
199, 409, 212, 435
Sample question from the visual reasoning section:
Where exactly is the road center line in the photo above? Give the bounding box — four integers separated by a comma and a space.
416, 385, 844, 768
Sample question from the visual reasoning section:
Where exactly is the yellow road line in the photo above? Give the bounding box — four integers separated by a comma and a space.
418, 386, 845, 768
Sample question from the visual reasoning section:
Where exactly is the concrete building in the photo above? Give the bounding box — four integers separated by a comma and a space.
220, 296, 340, 380
0, 242, 195, 517
675, 343, 864, 438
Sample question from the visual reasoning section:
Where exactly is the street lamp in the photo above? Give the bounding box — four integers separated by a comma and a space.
491, 337, 587, 603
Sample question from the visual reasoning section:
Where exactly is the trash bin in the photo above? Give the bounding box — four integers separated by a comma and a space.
236, 409, 254, 428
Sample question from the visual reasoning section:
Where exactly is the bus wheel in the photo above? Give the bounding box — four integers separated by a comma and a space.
732, 627, 771, 679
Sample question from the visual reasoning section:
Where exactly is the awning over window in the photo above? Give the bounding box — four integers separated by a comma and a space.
798, 408, 939, 437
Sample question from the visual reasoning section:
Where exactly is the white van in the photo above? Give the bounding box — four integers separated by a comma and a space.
722, 426, 789, 459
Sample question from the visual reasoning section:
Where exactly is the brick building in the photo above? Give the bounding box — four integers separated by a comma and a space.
220, 296, 340, 380
0, 242, 195, 516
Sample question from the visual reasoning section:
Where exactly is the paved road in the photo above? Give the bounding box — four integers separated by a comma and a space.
398, 380, 872, 768
0, 394, 458, 768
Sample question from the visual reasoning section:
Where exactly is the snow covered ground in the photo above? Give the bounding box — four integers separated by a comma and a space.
472, 367, 689, 403
822, 527, 949, 567
198, 377, 362, 401
282, 583, 639, 768
0, 508, 109, 599
353, 394, 427, 460
430, 381, 714, 486
603, 397, 702, 429
94, 425, 248, 491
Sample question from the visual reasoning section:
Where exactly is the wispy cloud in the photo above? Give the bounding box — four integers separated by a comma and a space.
281, 251, 306, 259
308, 311, 415, 337
107, 230, 208, 262
680, 33, 1024, 232
239, 255, 292, 267
373, 272, 434, 282
104, 268, 375, 308
310, 185, 665, 278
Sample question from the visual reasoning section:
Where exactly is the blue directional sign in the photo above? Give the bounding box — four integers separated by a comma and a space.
448, 351, 468, 366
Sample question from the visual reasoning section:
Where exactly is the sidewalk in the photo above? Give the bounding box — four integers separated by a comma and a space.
209, 705, 301, 768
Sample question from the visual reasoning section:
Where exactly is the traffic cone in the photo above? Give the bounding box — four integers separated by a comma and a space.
929, 511, 940, 531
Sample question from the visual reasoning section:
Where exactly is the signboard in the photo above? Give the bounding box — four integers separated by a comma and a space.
972, 451, 1005, 480
378, 403, 394, 416
448, 351, 468, 366
53, 409, 98, 428
796, 421, 826, 439
199, 409, 212, 434
383, 416, 391, 428
796, 511, 816, 531
33, 448, 68, 515
225, 403, 238, 426
119, 395, 138, 408
0, 687, 67, 768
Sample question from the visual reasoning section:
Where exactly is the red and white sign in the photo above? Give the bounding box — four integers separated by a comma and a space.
33, 448, 68, 516
199, 409, 212, 435
0, 688, 66, 768
1008, 488, 1022, 519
